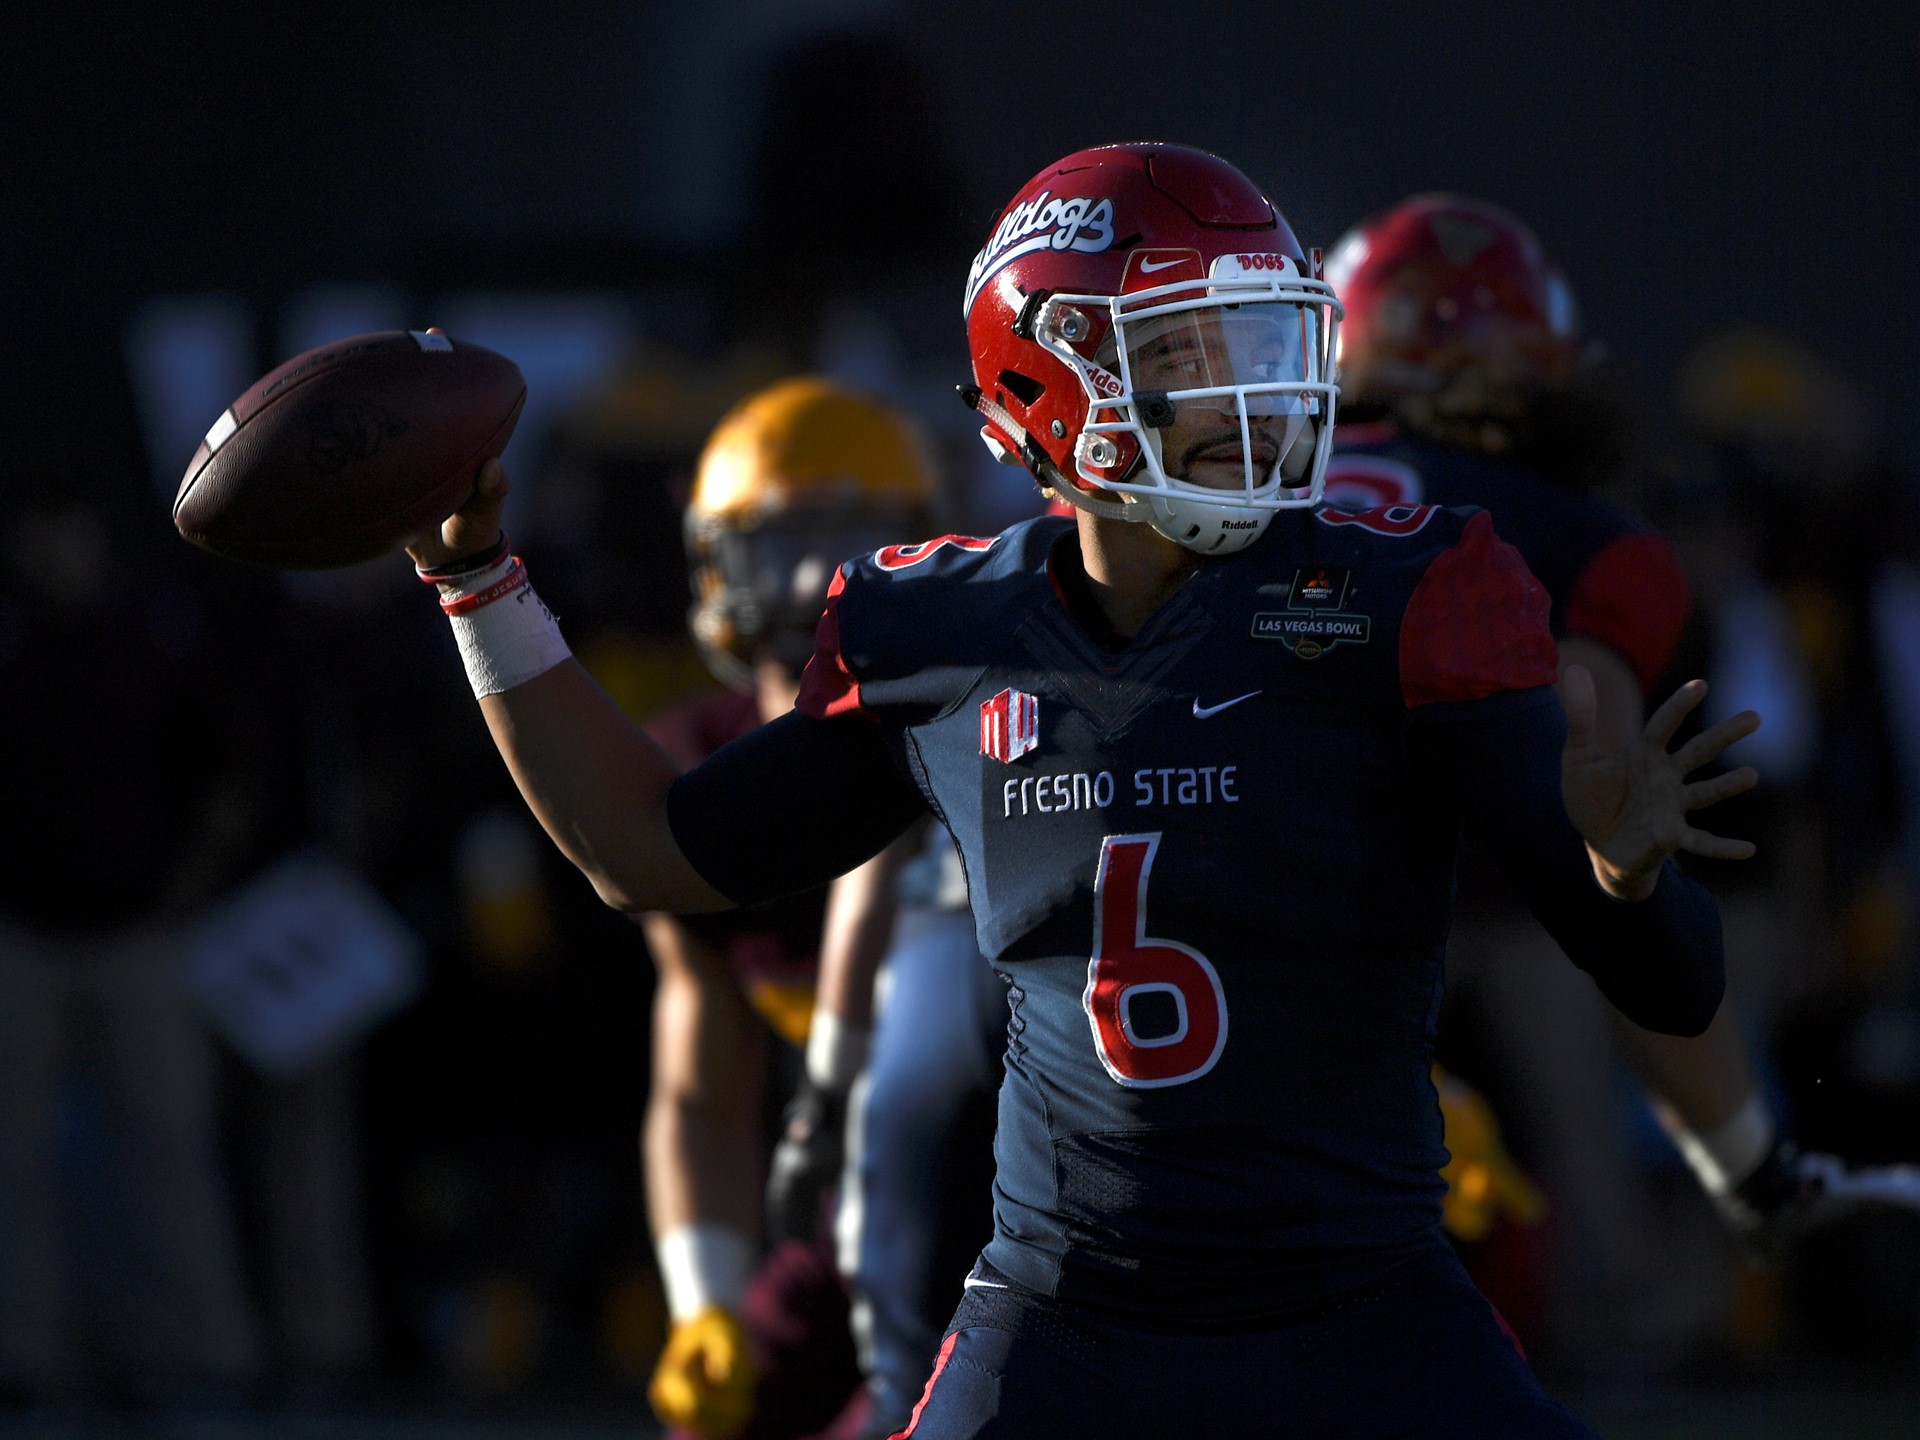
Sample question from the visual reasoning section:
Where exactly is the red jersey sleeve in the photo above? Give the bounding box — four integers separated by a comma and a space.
1401, 510, 1559, 707
795, 566, 867, 720
1562, 531, 1691, 695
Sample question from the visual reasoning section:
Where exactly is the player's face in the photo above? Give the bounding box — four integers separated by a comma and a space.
1123, 303, 1320, 493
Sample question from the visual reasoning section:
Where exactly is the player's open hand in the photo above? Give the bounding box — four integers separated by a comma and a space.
1560, 668, 1760, 900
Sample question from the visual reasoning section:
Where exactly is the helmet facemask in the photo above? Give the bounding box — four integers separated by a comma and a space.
1033, 270, 1342, 555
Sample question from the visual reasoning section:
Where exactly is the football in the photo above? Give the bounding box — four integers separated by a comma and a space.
173, 330, 525, 569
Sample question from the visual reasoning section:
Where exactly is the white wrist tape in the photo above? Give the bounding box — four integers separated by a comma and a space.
805, 1010, 871, 1095
656, 1222, 753, 1321
1664, 1093, 1775, 1196
436, 554, 571, 698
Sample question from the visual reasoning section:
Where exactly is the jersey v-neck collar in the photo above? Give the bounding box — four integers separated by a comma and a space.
1041, 523, 1214, 655
1023, 525, 1217, 742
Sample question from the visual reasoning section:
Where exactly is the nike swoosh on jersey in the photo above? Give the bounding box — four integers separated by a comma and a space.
961, 1277, 1008, 1290
1192, 691, 1261, 719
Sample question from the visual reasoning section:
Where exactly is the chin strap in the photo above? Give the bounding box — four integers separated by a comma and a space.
957, 384, 1140, 525
1042, 469, 1143, 525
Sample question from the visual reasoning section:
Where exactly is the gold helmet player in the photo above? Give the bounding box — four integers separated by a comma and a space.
648, 376, 938, 1440
686, 376, 936, 693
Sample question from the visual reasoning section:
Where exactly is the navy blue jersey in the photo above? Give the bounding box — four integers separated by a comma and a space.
690, 509, 1718, 1322
1326, 425, 1690, 695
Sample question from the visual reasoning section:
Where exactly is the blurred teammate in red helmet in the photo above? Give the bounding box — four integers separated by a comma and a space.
1324, 193, 1920, 1254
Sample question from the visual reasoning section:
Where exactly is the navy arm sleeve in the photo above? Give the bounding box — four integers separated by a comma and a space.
666, 709, 930, 909
1410, 687, 1725, 1036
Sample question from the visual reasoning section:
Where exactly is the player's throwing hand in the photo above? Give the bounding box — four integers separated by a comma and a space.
405, 454, 511, 571
404, 329, 511, 571
1560, 669, 1761, 900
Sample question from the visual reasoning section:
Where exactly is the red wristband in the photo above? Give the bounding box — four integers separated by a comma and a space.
440, 558, 528, 616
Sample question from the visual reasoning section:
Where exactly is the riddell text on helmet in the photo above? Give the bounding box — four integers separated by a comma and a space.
965, 192, 1116, 315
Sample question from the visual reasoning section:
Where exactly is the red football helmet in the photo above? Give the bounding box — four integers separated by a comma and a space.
964, 144, 1342, 555
1324, 195, 1579, 425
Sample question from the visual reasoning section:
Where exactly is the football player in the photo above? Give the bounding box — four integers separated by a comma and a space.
637, 376, 933, 1440
406, 145, 1760, 1437
1321, 194, 1920, 1250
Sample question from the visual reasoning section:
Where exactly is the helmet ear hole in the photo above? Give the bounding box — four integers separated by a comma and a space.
998, 370, 1045, 407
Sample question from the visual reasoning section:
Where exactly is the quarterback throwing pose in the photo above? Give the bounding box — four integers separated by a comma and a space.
409, 145, 1758, 1437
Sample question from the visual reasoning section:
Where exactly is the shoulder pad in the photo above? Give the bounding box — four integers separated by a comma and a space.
1564, 530, 1691, 693
1315, 502, 1444, 541
796, 518, 1067, 722
870, 533, 1003, 575
1306, 502, 1485, 580
1322, 450, 1425, 510
1399, 510, 1558, 707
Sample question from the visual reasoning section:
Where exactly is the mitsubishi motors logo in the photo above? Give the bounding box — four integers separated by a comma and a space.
980, 688, 1040, 763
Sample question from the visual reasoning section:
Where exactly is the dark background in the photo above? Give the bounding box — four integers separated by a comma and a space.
6, 0, 1916, 429
4, 3, 1919, 1436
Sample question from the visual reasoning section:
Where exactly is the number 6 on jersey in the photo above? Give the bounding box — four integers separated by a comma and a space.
1083, 833, 1228, 1087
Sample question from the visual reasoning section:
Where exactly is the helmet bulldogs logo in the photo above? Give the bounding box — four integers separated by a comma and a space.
980, 688, 1040, 763
964, 192, 1117, 315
